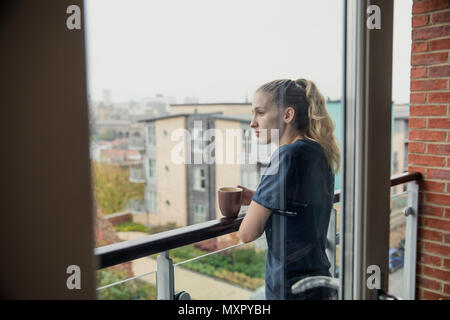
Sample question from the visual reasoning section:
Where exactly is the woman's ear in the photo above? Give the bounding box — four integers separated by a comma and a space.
283, 106, 295, 123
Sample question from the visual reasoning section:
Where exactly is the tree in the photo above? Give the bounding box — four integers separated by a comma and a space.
92, 162, 145, 214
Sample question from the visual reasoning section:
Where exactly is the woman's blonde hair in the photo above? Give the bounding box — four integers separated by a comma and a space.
257, 78, 341, 174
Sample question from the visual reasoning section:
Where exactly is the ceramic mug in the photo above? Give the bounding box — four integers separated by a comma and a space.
218, 187, 242, 218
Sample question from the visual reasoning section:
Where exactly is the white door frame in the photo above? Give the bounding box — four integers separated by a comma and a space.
341, 0, 394, 300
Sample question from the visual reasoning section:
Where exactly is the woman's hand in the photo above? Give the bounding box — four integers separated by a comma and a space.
236, 185, 255, 206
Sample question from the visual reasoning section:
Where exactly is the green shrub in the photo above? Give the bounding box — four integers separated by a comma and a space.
115, 221, 149, 233
96, 269, 156, 300
147, 223, 178, 235
164, 244, 266, 290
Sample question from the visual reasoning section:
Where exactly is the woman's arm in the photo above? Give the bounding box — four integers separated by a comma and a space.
238, 200, 272, 244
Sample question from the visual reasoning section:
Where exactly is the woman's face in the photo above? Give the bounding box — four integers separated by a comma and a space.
250, 91, 282, 145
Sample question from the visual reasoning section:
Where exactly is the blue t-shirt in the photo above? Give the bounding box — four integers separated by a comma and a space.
252, 139, 335, 300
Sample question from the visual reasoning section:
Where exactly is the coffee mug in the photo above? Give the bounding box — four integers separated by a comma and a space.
218, 187, 242, 218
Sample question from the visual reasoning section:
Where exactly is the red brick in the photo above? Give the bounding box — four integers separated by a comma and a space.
424, 241, 450, 256
410, 142, 426, 153
417, 261, 424, 275
425, 193, 450, 206
432, 10, 450, 24
413, 41, 429, 53
423, 216, 450, 231
420, 180, 445, 192
409, 166, 426, 176
410, 93, 427, 103
420, 204, 444, 217
410, 105, 447, 115
446, 208, 450, 218
428, 118, 450, 129
411, 67, 428, 78
409, 130, 446, 141
429, 65, 450, 77
423, 265, 450, 282
417, 275, 442, 291
427, 143, 450, 155
409, 118, 427, 128
413, 0, 450, 14
444, 284, 450, 295
430, 38, 450, 51
444, 258, 450, 269
409, 154, 445, 166
445, 233, 450, 244
429, 92, 450, 103
419, 227, 444, 241
427, 168, 450, 180
422, 289, 448, 300
418, 252, 443, 266
413, 15, 430, 27
411, 52, 448, 65
412, 25, 450, 41
411, 79, 447, 90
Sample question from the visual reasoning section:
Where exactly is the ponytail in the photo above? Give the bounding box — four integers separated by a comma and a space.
297, 79, 341, 174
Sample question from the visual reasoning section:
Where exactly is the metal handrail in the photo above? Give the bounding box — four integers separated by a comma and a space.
95, 172, 422, 270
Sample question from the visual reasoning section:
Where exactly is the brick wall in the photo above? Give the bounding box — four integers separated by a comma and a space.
410, 0, 450, 300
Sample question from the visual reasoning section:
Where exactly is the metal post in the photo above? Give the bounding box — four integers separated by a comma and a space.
326, 208, 337, 278
402, 181, 419, 300
157, 251, 174, 300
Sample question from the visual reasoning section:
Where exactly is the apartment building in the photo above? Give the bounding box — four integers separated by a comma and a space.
129, 103, 274, 227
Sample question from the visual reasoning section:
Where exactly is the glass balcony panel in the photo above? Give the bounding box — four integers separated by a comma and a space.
96, 259, 157, 300
128, 135, 145, 150
387, 188, 408, 299
129, 165, 146, 183
172, 233, 267, 300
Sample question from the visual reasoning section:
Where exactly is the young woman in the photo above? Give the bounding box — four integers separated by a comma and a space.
237, 78, 341, 300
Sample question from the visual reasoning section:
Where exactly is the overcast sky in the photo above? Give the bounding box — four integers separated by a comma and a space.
84, 0, 412, 104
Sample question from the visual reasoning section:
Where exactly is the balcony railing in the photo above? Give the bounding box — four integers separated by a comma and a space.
128, 135, 146, 150
95, 171, 421, 300
129, 166, 146, 183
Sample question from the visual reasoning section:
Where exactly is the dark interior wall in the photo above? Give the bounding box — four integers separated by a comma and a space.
0, 1, 96, 298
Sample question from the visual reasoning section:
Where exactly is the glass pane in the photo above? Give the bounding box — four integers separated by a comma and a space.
387, 189, 408, 298
173, 234, 267, 300
85, 0, 345, 300
96, 259, 157, 300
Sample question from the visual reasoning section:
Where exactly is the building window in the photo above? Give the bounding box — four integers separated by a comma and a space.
248, 170, 258, 190
165, 165, 169, 173
404, 143, 408, 172
149, 159, 156, 178
149, 191, 157, 213
193, 204, 207, 224
165, 200, 170, 207
393, 151, 398, 173
242, 128, 252, 154
193, 167, 206, 191
241, 169, 258, 190
192, 126, 203, 152
242, 170, 248, 186
147, 124, 156, 146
